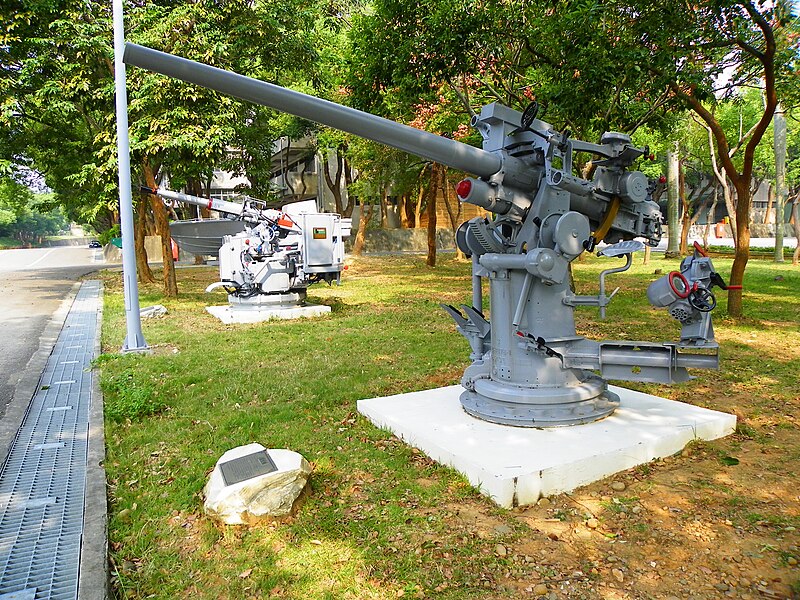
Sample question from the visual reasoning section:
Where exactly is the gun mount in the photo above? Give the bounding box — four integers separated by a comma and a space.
144, 187, 350, 309
125, 44, 725, 427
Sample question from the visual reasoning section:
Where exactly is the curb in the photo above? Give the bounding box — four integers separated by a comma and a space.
79, 282, 109, 600
0, 280, 110, 599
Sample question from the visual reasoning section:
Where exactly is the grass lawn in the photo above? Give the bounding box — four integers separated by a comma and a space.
96, 252, 800, 599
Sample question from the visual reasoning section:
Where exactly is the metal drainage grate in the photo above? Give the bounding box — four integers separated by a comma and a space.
0, 281, 101, 599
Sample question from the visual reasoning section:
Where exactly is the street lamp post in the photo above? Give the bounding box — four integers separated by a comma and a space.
112, 0, 148, 352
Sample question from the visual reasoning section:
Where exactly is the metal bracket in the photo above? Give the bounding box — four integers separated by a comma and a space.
563, 240, 644, 318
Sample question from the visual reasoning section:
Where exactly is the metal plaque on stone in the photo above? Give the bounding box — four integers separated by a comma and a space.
219, 450, 278, 486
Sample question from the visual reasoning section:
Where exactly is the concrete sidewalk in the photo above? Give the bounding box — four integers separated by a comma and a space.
0, 281, 107, 600
652, 235, 798, 252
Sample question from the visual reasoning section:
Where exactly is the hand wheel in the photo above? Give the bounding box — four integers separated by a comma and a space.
688, 287, 716, 312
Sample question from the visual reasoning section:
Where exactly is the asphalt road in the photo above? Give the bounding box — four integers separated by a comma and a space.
0, 245, 104, 421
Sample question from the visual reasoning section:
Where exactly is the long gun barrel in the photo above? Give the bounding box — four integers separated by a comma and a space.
123, 44, 502, 178
142, 186, 246, 218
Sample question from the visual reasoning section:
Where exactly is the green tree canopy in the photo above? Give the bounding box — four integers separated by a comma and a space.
0, 176, 68, 243
0, 0, 325, 230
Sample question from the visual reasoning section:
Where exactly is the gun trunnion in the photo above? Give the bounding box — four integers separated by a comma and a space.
125, 44, 723, 427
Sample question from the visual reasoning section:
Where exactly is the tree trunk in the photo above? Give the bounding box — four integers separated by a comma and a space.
342, 158, 355, 218
426, 164, 441, 267
723, 185, 737, 245
351, 202, 373, 256
143, 158, 178, 298
403, 193, 415, 228
195, 182, 211, 220
324, 150, 345, 214
135, 195, 155, 283
727, 179, 751, 318
678, 159, 690, 255
704, 122, 737, 246
792, 196, 800, 265
683, 182, 713, 252
764, 184, 774, 225
140, 197, 156, 236
298, 159, 309, 198
665, 142, 681, 258
689, 196, 710, 229
703, 184, 719, 251
414, 185, 424, 229
413, 165, 428, 229
379, 189, 388, 228
440, 168, 465, 260
398, 194, 412, 228
642, 244, 651, 266
774, 104, 786, 262
282, 139, 296, 199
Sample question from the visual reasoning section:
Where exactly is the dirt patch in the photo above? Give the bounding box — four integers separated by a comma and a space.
145, 343, 182, 357
444, 437, 800, 599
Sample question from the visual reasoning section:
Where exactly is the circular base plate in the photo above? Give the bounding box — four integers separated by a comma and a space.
228, 290, 306, 307
460, 386, 620, 428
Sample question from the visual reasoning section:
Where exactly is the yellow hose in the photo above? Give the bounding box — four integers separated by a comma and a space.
593, 196, 621, 242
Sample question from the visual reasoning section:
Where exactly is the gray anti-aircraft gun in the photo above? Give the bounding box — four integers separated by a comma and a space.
144, 186, 350, 308
124, 44, 727, 427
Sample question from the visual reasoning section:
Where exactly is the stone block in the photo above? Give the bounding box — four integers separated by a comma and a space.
203, 443, 310, 524
140, 305, 168, 318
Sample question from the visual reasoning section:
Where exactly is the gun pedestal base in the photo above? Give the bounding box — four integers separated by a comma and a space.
461, 384, 619, 428
228, 290, 306, 307
206, 291, 330, 324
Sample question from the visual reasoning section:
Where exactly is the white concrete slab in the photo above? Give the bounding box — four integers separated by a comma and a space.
357, 385, 736, 508
206, 303, 330, 324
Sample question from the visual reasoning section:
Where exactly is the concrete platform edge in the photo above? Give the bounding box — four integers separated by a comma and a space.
79, 281, 109, 600
205, 303, 331, 324
357, 385, 736, 508
357, 396, 507, 500
528, 407, 736, 506
358, 395, 524, 505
